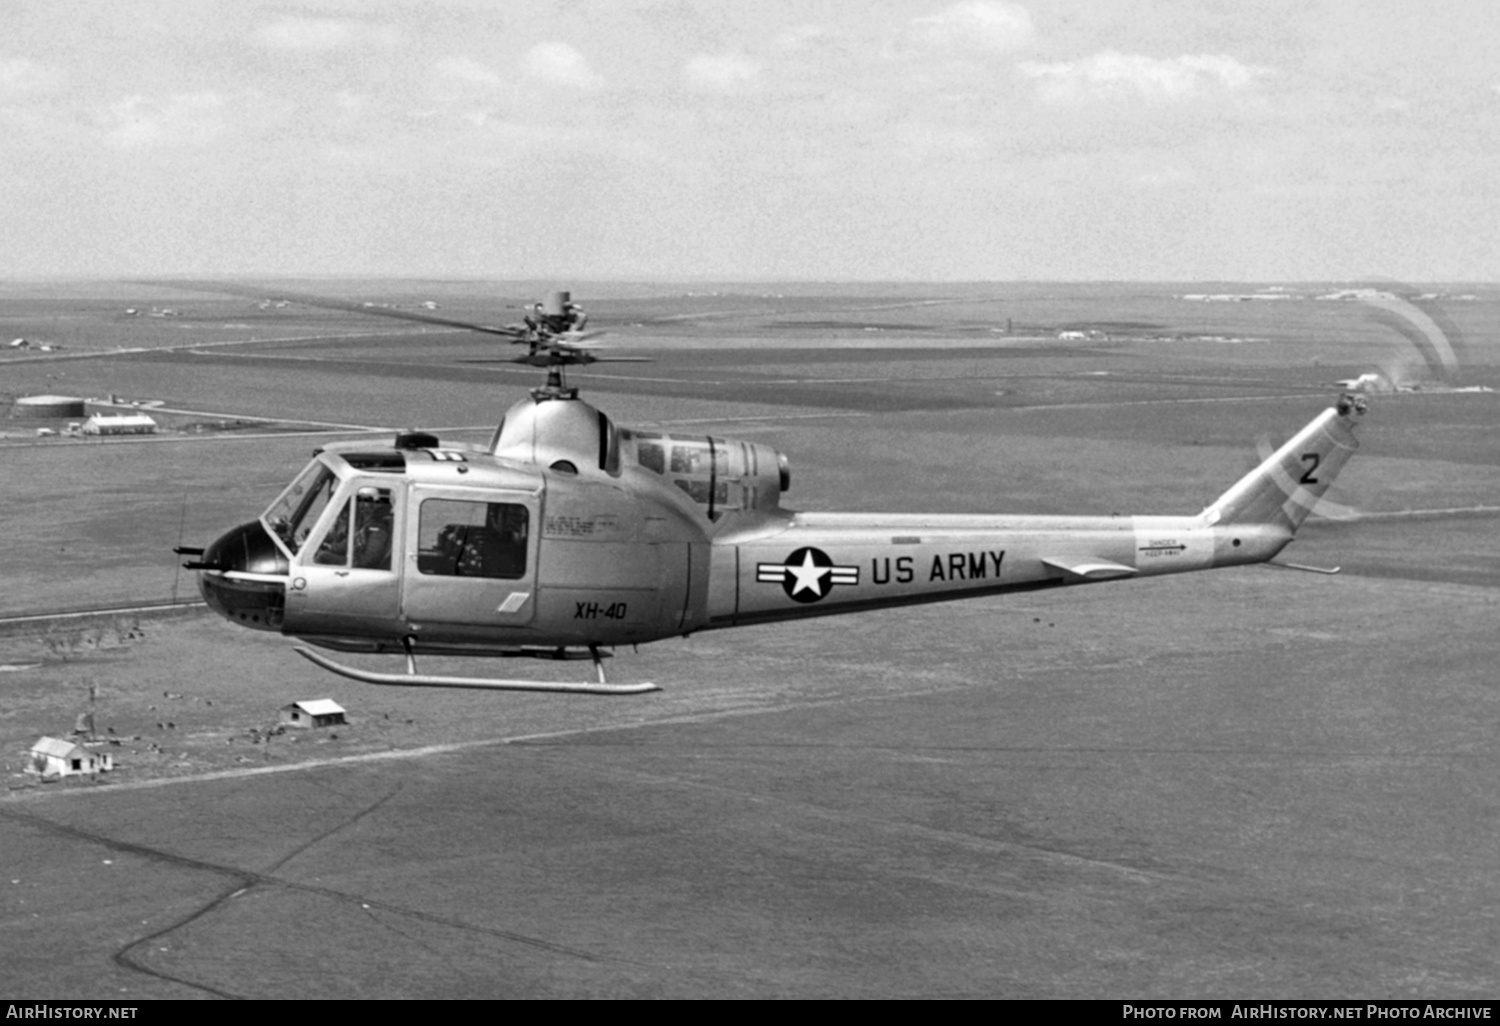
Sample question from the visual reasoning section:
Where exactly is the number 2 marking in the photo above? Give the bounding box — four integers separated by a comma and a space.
1299, 453, 1320, 485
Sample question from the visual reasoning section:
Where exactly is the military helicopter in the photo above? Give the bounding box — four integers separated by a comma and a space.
178, 288, 1368, 695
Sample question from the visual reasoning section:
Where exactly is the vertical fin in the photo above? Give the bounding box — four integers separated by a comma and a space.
1202, 396, 1366, 531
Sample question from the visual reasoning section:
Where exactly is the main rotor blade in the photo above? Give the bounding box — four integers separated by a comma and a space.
457, 355, 653, 366
135, 279, 527, 339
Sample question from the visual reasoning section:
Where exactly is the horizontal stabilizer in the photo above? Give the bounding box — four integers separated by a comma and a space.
1042, 557, 1138, 581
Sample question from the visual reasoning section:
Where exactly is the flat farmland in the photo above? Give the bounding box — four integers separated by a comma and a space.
2, 280, 1497, 998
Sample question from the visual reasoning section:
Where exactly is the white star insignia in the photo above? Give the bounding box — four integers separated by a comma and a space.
784, 549, 831, 597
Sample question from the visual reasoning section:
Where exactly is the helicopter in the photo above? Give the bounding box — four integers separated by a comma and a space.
177, 287, 1369, 695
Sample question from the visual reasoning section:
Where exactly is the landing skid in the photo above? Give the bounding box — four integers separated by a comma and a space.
294, 645, 660, 695
1265, 560, 1342, 575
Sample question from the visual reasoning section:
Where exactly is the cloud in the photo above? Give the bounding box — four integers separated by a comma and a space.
0, 57, 65, 96
1369, 96, 1410, 118
684, 53, 760, 93
102, 92, 228, 148
775, 25, 833, 52
1131, 162, 1196, 188
422, 57, 507, 128
1019, 51, 1270, 103
250, 15, 401, 51
0, 58, 72, 145
897, 2, 1035, 55
521, 42, 603, 90
892, 123, 988, 163
435, 56, 504, 89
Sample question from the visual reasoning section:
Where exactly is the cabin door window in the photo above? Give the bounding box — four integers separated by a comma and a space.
402, 490, 538, 626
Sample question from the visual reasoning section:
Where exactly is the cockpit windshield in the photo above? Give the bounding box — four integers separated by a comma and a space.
263, 462, 339, 558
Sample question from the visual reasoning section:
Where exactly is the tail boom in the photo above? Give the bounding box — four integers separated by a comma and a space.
703, 398, 1365, 628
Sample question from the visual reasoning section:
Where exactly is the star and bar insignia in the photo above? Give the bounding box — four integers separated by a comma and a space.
756, 547, 859, 603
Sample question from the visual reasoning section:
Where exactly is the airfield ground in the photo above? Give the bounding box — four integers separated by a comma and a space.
1, 280, 1497, 998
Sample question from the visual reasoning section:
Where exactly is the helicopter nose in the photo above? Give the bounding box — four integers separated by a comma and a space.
198, 520, 289, 632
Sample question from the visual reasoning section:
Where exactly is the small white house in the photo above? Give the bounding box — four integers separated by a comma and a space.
28, 737, 114, 778
279, 699, 347, 729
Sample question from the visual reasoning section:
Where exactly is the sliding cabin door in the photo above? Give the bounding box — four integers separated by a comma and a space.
401, 487, 539, 627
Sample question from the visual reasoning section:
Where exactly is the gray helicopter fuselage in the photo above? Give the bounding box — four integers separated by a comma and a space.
197, 390, 1360, 665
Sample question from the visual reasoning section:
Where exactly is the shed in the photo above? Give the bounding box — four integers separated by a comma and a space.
81, 413, 157, 435
28, 736, 114, 778
279, 699, 347, 729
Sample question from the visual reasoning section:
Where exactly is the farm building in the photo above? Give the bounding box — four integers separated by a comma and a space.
81, 412, 157, 435
279, 699, 347, 729
28, 737, 114, 778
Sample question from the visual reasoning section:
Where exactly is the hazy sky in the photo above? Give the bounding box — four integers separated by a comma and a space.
2, 1, 1496, 280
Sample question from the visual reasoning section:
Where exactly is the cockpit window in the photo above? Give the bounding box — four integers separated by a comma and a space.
313, 501, 351, 565
310, 486, 394, 570
353, 487, 394, 570
264, 463, 338, 557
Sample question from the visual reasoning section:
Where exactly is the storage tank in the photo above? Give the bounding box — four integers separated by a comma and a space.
10, 395, 86, 419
